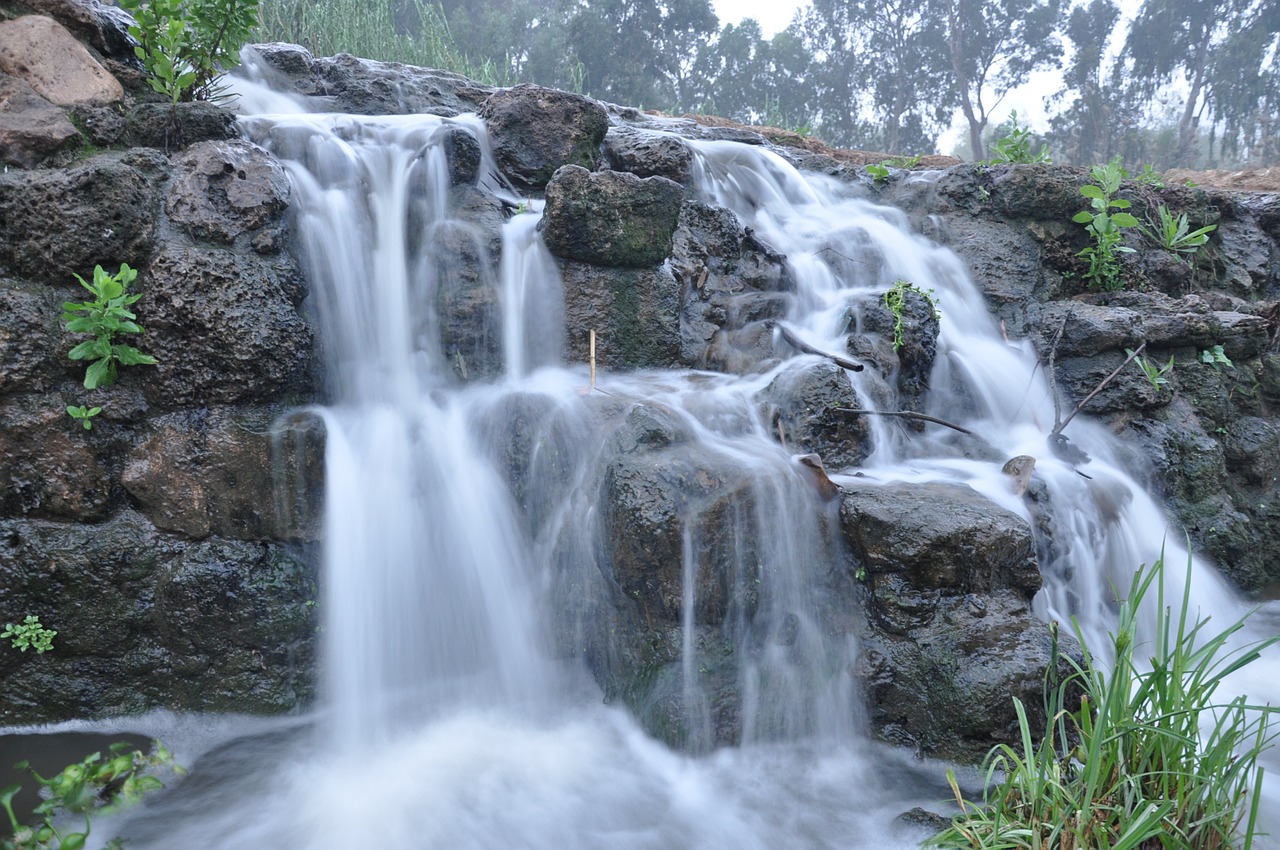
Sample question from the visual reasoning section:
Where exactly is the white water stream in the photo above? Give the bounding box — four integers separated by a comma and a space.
49, 79, 1280, 847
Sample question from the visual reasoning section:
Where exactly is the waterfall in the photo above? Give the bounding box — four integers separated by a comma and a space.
114, 84, 1279, 849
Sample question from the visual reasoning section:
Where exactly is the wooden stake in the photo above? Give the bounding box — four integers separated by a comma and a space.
589, 329, 597, 391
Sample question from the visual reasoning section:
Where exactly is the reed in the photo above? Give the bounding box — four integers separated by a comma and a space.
254, 0, 509, 84
929, 551, 1278, 849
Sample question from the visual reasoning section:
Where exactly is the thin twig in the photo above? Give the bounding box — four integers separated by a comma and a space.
589, 328, 597, 391
1047, 313, 1069, 433
768, 321, 865, 372
1049, 342, 1145, 438
835, 408, 973, 435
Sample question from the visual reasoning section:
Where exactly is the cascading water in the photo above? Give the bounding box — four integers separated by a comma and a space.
108, 78, 1280, 849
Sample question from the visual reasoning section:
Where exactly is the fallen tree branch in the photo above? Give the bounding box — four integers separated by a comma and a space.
1049, 341, 1144, 438
835, 408, 973, 435
767, 321, 865, 371
1047, 312, 1068, 433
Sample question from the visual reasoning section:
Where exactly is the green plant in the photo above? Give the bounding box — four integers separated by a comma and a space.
1073, 157, 1140, 291
929, 551, 1278, 850
1200, 344, 1234, 369
882, 279, 940, 352
985, 110, 1051, 165
65, 406, 101, 431
865, 162, 891, 182
0, 617, 55, 654
1, 742, 181, 850
62, 263, 157, 392
1139, 204, 1217, 258
118, 0, 260, 104
882, 154, 922, 169
1127, 347, 1174, 389
1134, 164, 1165, 188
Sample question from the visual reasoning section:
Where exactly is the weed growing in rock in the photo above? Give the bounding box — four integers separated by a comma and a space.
882, 279, 940, 352
1, 742, 181, 850
63, 263, 157, 392
929, 552, 1278, 850
865, 162, 891, 183
1200, 344, 1234, 369
1127, 347, 1174, 389
882, 154, 922, 169
118, 0, 260, 104
65, 405, 102, 430
1, 616, 55, 654
1073, 157, 1139, 291
985, 111, 1050, 165
1134, 164, 1165, 188
1139, 204, 1217, 258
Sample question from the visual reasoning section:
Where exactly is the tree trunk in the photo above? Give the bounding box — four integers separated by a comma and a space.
945, 0, 984, 160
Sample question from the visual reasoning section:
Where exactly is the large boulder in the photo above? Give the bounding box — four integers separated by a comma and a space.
141, 247, 313, 407
840, 481, 1073, 761
603, 125, 694, 184
479, 85, 608, 191
541, 165, 684, 268
560, 261, 681, 370
0, 395, 112, 522
0, 149, 167, 284
0, 15, 122, 107
756, 361, 871, 469
0, 74, 80, 168
0, 511, 318, 723
166, 140, 292, 249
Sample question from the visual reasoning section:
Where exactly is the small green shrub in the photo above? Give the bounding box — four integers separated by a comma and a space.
65, 405, 102, 430
1128, 347, 1174, 389
1134, 164, 1165, 188
865, 162, 891, 183
1, 616, 55, 654
1073, 157, 1139, 291
1, 742, 181, 850
1139, 204, 1217, 258
985, 110, 1051, 165
1200, 344, 1234, 369
882, 154, 922, 169
63, 263, 157, 392
882, 279, 940, 352
929, 551, 1277, 850
118, 0, 260, 104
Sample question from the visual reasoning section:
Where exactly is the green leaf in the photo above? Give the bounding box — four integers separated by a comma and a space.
1072, 211, 1094, 223
1079, 184, 1104, 199
84, 357, 113, 389
58, 831, 88, 850
113, 345, 157, 366
1112, 212, 1140, 227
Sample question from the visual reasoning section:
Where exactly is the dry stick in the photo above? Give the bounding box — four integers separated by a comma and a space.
1049, 342, 1145, 439
589, 328, 597, 391
768, 321, 865, 372
835, 408, 974, 436
1047, 313, 1069, 433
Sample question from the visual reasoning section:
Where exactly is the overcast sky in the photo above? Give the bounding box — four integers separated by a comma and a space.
710, 0, 802, 37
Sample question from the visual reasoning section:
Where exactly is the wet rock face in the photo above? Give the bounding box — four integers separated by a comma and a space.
479, 84, 609, 191
603, 126, 694, 183
541, 165, 685, 268
0, 512, 318, 723
166, 140, 291, 248
142, 247, 313, 407
0, 149, 167, 283
0, 75, 81, 168
560, 262, 682, 370
757, 362, 870, 469
840, 482, 1072, 761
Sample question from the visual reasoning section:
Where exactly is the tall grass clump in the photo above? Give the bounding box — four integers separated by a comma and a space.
255, 0, 509, 84
929, 552, 1278, 850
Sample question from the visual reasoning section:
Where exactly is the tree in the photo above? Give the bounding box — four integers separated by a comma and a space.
1044, 0, 1121, 164
941, 0, 1064, 160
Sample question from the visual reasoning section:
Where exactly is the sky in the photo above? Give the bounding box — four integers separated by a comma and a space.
711, 0, 802, 38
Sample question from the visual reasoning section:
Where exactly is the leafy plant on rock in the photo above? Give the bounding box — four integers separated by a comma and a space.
1, 616, 55, 654
1, 742, 181, 850
62, 263, 157, 392
929, 551, 1278, 850
882, 279, 940, 352
985, 110, 1051, 165
1200, 344, 1234, 369
118, 0, 260, 104
1139, 204, 1217, 259
1127, 347, 1174, 390
1073, 157, 1139, 291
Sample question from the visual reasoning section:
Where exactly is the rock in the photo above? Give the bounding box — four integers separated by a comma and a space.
125, 101, 239, 149
560, 261, 681, 370
0, 15, 123, 107
0, 282, 64, 394
20, 0, 139, 64
122, 408, 324, 541
0, 512, 317, 723
479, 85, 608, 191
667, 200, 794, 371
166, 140, 291, 247
757, 361, 870, 469
440, 125, 481, 186
141, 247, 313, 407
0, 397, 111, 521
0, 74, 80, 167
841, 482, 1070, 761
856, 283, 941, 415
0, 149, 167, 284
267, 48, 495, 117
603, 126, 694, 183
541, 165, 684, 268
